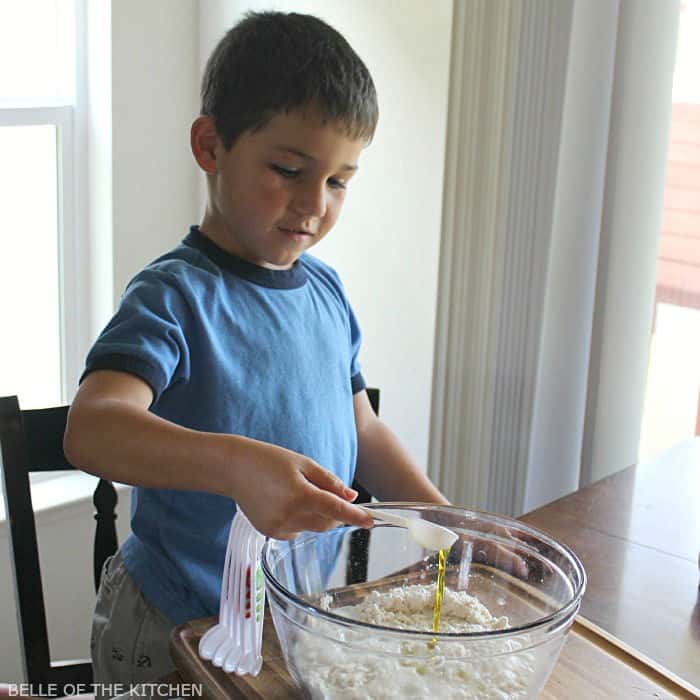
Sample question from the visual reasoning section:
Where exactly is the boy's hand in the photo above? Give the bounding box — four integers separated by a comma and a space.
228, 437, 374, 539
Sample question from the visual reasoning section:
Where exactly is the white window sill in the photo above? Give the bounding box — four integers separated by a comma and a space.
0, 473, 131, 532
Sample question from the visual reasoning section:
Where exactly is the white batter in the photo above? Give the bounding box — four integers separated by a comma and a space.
289, 584, 539, 700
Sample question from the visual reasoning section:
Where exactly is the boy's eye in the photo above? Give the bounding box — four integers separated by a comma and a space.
270, 164, 347, 190
270, 164, 299, 178
327, 177, 347, 190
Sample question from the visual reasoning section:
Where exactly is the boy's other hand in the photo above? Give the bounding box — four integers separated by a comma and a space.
228, 437, 374, 539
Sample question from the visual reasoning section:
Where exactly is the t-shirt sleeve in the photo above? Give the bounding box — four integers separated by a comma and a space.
321, 261, 366, 395
81, 268, 191, 402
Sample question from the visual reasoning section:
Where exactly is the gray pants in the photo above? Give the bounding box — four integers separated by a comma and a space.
91, 550, 177, 699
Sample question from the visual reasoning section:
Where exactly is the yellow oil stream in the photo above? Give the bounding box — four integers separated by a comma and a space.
428, 548, 447, 650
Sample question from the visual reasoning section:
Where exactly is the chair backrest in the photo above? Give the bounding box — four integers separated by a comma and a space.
351, 387, 379, 505
0, 395, 119, 695
346, 388, 379, 585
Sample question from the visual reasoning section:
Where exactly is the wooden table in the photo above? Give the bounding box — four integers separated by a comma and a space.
170, 615, 696, 699
170, 438, 700, 697
520, 437, 700, 693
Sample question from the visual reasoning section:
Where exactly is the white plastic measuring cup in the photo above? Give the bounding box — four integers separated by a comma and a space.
362, 506, 458, 551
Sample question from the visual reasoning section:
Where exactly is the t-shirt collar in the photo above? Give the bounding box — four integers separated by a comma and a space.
183, 226, 308, 289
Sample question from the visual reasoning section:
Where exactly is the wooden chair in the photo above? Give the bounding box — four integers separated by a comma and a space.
346, 387, 379, 584
0, 395, 119, 696
349, 387, 379, 505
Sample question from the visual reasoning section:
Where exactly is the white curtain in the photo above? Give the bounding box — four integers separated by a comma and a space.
429, 0, 680, 514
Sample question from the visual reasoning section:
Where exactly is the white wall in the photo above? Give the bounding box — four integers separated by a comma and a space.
581, 0, 680, 485
199, 0, 453, 469
523, 0, 619, 512
110, 0, 201, 305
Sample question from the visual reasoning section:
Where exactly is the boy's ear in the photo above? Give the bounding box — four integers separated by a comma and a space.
191, 116, 220, 173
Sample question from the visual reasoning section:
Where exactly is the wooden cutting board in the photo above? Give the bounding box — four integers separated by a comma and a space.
169, 615, 698, 699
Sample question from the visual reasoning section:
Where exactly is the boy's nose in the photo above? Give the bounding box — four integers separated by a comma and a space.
292, 182, 327, 218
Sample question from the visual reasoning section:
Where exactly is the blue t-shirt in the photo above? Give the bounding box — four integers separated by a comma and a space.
83, 226, 365, 624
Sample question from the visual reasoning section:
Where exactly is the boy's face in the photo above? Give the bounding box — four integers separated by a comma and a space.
198, 108, 366, 269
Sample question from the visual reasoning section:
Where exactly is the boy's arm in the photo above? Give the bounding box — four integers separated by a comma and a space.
64, 370, 373, 538
353, 393, 533, 577
353, 390, 449, 504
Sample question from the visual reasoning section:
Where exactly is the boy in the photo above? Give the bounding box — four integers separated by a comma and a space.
64, 10, 447, 689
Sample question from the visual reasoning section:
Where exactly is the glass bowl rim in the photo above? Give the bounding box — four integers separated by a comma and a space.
261, 502, 587, 642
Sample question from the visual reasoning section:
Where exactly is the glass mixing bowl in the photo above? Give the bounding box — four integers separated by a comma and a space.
262, 504, 586, 700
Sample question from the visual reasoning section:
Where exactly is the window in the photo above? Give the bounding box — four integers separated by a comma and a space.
0, 0, 87, 409
639, 0, 700, 459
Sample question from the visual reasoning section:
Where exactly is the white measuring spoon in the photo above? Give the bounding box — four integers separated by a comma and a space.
213, 515, 246, 667
199, 514, 239, 660
234, 540, 255, 675
222, 528, 251, 673
362, 507, 458, 551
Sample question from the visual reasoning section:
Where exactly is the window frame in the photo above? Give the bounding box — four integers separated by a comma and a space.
0, 0, 89, 405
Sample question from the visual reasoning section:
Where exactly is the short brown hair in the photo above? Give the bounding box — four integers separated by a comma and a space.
200, 11, 379, 150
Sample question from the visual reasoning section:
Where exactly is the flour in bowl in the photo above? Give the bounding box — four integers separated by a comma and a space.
289, 584, 540, 700
326, 584, 510, 633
